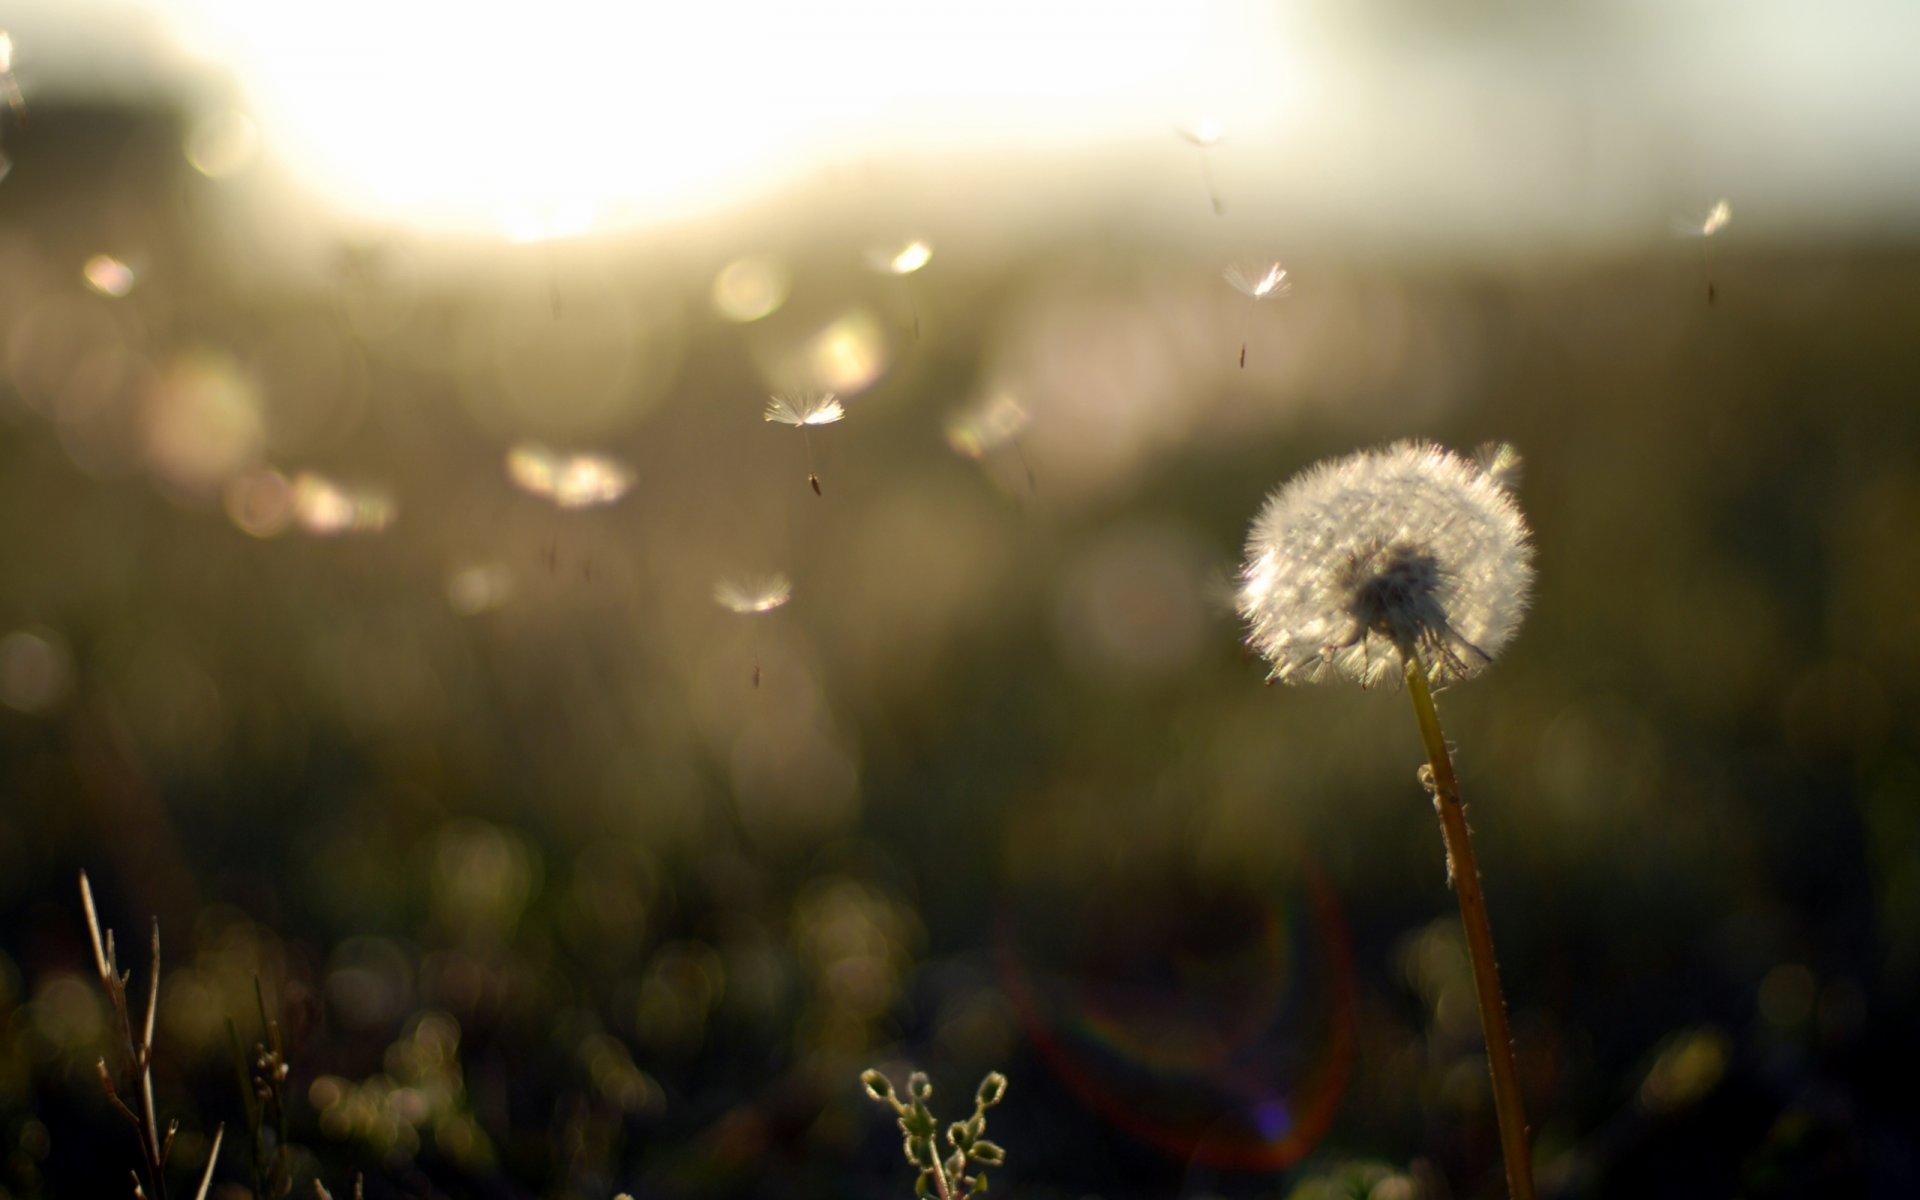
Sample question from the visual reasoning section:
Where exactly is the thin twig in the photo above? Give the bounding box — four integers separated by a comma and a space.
191, 1125, 224, 1200
79, 871, 174, 1200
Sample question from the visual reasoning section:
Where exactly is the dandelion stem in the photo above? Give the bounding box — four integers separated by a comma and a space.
1404, 655, 1535, 1200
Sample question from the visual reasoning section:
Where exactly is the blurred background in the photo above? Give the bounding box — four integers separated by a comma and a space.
1, 1, 1917, 1197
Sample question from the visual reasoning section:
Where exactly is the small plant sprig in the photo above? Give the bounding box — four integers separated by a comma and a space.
78, 871, 224, 1200
861, 1068, 1008, 1200
229, 977, 294, 1198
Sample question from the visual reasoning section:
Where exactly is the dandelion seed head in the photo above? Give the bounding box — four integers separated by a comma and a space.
1238, 441, 1533, 687
714, 573, 793, 615
764, 391, 845, 427
1224, 262, 1289, 300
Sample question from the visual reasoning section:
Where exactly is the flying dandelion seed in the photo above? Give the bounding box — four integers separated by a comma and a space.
1237, 441, 1532, 688
1674, 199, 1731, 303
865, 241, 932, 338
504, 442, 635, 509
1224, 261, 1290, 368
945, 391, 1035, 492
714, 573, 793, 615
866, 240, 932, 276
764, 391, 844, 495
0, 33, 23, 124
715, 572, 793, 687
1175, 119, 1226, 214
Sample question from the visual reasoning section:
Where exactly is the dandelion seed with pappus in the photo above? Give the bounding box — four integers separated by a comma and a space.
1223, 261, 1288, 368
1237, 440, 1538, 1200
765, 390, 844, 494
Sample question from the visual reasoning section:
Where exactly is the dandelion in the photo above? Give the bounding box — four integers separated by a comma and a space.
1239, 440, 1531, 687
1237, 440, 1537, 1200
1223, 261, 1289, 368
764, 391, 845, 495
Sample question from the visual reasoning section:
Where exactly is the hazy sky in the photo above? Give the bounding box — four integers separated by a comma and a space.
7, 0, 1917, 247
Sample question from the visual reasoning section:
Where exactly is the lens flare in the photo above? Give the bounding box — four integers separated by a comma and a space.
996, 863, 1353, 1169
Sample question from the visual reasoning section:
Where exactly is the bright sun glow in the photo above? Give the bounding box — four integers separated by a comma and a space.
160, 1, 1295, 238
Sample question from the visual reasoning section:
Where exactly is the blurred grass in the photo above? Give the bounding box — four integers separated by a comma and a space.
0, 102, 1916, 1198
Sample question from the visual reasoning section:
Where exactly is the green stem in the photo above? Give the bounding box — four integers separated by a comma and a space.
1405, 656, 1536, 1200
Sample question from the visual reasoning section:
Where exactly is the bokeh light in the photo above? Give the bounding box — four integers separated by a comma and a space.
504, 442, 636, 509
711, 256, 791, 323
0, 627, 74, 715
81, 255, 137, 298
291, 470, 395, 535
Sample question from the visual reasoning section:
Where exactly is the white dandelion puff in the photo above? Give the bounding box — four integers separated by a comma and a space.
713, 573, 793, 615
1237, 441, 1533, 688
765, 390, 844, 494
1223, 261, 1289, 368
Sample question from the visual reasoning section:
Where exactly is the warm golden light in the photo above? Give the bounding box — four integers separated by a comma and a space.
164, 1, 1285, 235
805, 310, 888, 395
